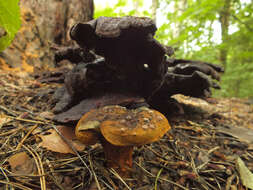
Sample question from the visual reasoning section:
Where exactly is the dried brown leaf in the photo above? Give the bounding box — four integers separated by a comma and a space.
39, 111, 55, 120
217, 125, 253, 144
8, 152, 37, 175
38, 125, 85, 154
0, 113, 11, 127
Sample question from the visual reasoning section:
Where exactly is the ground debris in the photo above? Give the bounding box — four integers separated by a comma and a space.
0, 70, 253, 189
37, 125, 85, 154
8, 152, 37, 175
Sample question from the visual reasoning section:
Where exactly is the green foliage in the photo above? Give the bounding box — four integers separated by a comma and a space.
156, 0, 253, 98
95, 0, 135, 18
94, 0, 151, 18
216, 1, 253, 98
0, 0, 21, 52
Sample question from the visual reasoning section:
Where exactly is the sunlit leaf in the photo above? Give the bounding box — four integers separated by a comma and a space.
0, 0, 21, 52
236, 157, 253, 189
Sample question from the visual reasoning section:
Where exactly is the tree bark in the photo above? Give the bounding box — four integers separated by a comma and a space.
0, 0, 94, 69
219, 0, 232, 69
133, 0, 140, 16
152, 0, 158, 24
172, 0, 187, 43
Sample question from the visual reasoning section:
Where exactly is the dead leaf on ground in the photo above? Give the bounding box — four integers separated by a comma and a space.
0, 113, 12, 127
195, 150, 209, 168
236, 157, 253, 189
37, 125, 85, 154
8, 152, 37, 175
217, 125, 253, 144
39, 111, 55, 120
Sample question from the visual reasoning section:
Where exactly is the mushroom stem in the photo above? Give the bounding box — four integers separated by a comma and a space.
101, 138, 133, 177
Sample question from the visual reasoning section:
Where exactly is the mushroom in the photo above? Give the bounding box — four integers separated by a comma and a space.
75, 105, 170, 176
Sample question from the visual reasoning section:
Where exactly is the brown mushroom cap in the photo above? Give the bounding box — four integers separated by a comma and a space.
75, 109, 101, 145
100, 107, 170, 146
75, 106, 127, 144
75, 105, 170, 146
75, 129, 100, 145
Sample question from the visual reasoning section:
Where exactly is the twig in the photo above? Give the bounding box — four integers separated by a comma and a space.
16, 179, 41, 189
189, 152, 218, 190
72, 183, 82, 189
16, 124, 39, 150
208, 146, 220, 154
246, 151, 253, 159
2, 167, 45, 189
0, 150, 18, 156
0, 180, 33, 190
147, 160, 178, 174
46, 168, 81, 173
145, 145, 164, 158
1, 81, 23, 90
155, 168, 163, 190
100, 179, 115, 190
30, 145, 46, 190
110, 169, 132, 190
196, 146, 220, 173
46, 159, 65, 190
0, 125, 23, 137
225, 174, 235, 190
0, 134, 12, 150
209, 161, 234, 166
22, 145, 46, 190
6, 116, 47, 124
51, 125, 92, 177
211, 174, 222, 190
89, 155, 102, 190
2, 167, 45, 178
49, 158, 80, 168
0, 167, 10, 190
99, 165, 117, 189
135, 161, 189, 190
0, 105, 18, 116
15, 106, 36, 116
48, 157, 79, 163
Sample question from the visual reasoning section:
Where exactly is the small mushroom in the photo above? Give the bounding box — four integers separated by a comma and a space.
75, 105, 170, 176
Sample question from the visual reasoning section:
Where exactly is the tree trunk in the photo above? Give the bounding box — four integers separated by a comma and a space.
234, 80, 241, 97
152, 0, 158, 24
172, 0, 187, 42
219, 0, 231, 69
133, 0, 140, 16
0, 0, 94, 69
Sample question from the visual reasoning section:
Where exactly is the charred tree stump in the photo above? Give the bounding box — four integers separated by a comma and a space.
47, 16, 223, 124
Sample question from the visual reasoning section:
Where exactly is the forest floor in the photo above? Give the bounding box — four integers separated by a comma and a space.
0, 68, 253, 190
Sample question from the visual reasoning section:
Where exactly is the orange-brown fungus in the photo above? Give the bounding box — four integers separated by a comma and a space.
75, 105, 171, 177
100, 107, 171, 146
75, 129, 100, 145
101, 138, 133, 177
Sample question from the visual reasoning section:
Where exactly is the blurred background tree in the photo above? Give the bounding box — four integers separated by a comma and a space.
94, 0, 253, 98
